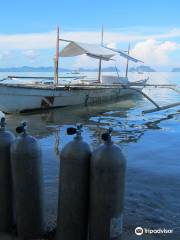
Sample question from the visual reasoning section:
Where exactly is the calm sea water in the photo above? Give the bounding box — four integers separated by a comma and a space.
1, 72, 179, 239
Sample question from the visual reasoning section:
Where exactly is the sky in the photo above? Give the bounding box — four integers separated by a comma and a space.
1, 0, 180, 70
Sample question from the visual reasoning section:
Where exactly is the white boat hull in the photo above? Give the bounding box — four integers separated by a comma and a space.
0, 83, 145, 113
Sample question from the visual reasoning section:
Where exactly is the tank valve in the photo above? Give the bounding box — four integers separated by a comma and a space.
0, 117, 6, 129
67, 124, 83, 136
16, 122, 27, 134
101, 127, 113, 143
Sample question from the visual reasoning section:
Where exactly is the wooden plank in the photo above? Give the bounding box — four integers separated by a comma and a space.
75, 83, 177, 87
5, 78, 178, 87
7, 76, 82, 79
8, 76, 54, 79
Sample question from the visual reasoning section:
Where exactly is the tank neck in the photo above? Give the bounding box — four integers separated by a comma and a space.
0, 126, 5, 132
74, 134, 82, 140
16, 122, 28, 136
104, 138, 113, 145
101, 130, 113, 145
0, 118, 6, 131
21, 131, 28, 137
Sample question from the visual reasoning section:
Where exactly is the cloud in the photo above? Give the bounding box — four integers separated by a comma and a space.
131, 39, 180, 66
0, 50, 12, 60
1, 27, 180, 68
22, 50, 39, 60
62, 28, 180, 44
1, 27, 180, 51
0, 31, 56, 50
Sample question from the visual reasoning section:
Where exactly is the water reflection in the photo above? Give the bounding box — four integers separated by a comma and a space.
6, 91, 179, 149
4, 72, 180, 237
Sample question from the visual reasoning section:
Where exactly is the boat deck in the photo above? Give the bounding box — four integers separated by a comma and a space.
0, 80, 149, 91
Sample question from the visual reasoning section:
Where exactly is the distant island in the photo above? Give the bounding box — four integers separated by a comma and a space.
0, 66, 115, 72
171, 68, 180, 72
0, 65, 156, 72
129, 65, 156, 72
0, 66, 56, 72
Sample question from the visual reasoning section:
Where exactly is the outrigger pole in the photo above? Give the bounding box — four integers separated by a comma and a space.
54, 26, 59, 85
120, 83, 180, 114
98, 25, 104, 83
125, 43, 130, 78
143, 102, 180, 114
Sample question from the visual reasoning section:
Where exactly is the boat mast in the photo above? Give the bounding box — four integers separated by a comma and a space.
125, 43, 130, 78
54, 26, 59, 85
98, 25, 104, 83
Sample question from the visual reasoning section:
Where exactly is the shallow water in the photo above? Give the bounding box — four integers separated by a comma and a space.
2, 72, 180, 239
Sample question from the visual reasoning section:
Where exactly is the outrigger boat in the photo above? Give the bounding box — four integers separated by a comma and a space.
0, 27, 179, 113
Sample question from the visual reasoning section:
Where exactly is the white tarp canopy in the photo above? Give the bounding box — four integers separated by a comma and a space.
59, 41, 143, 63
103, 46, 143, 63
59, 42, 115, 61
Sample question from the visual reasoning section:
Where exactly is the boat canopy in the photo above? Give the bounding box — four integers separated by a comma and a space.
103, 46, 143, 63
59, 41, 115, 61
59, 41, 143, 62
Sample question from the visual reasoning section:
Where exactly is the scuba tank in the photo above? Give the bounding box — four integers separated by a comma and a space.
0, 117, 15, 231
89, 128, 126, 240
11, 122, 44, 238
56, 125, 91, 240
